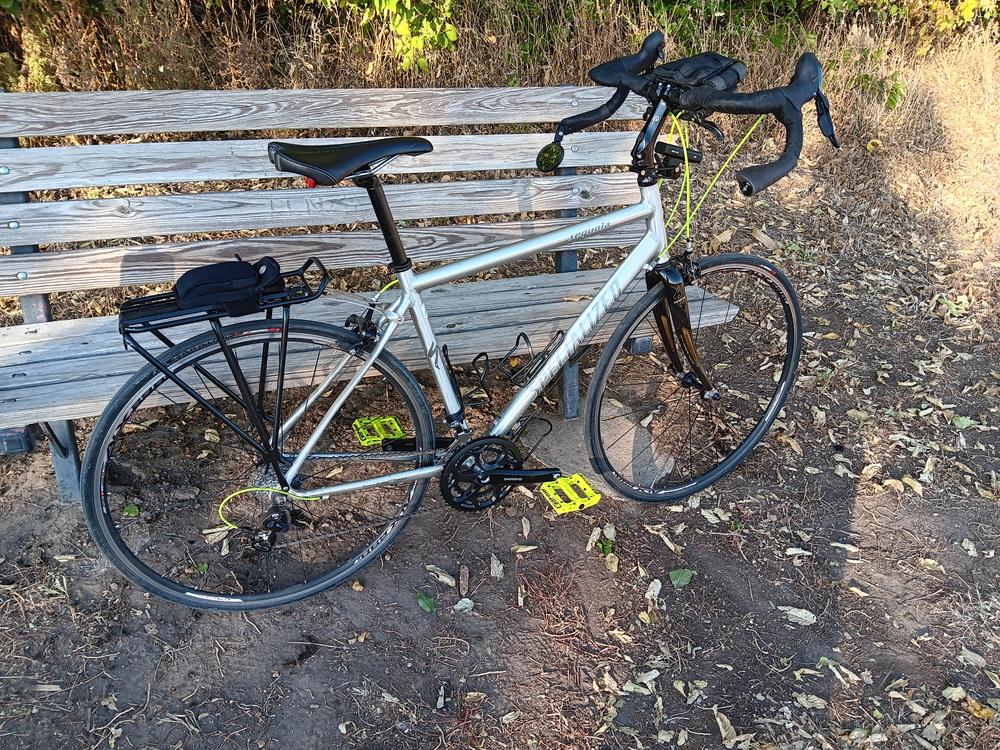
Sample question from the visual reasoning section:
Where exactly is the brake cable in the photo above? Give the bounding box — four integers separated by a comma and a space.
658, 113, 767, 261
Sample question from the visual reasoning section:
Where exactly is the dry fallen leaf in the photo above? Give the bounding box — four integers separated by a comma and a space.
622, 679, 651, 695
426, 565, 456, 587
645, 578, 662, 604
918, 557, 945, 574
964, 697, 996, 721
778, 606, 817, 626
711, 228, 734, 251
645, 523, 683, 554
751, 227, 778, 251
712, 706, 755, 748
901, 475, 924, 496
794, 692, 828, 710
490, 553, 504, 580
604, 552, 620, 573
942, 685, 967, 702
830, 541, 860, 553
634, 669, 660, 691
201, 526, 230, 545
959, 646, 986, 669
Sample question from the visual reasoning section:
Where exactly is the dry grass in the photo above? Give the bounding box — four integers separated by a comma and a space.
0, 4, 997, 334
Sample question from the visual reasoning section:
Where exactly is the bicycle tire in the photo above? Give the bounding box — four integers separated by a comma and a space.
81, 318, 434, 610
585, 253, 803, 502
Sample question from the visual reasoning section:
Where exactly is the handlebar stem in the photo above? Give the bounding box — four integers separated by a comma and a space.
630, 98, 670, 186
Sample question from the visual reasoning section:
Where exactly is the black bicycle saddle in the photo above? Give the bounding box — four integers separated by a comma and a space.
268, 137, 433, 186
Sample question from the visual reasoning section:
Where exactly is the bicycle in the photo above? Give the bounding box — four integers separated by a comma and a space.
80, 31, 839, 610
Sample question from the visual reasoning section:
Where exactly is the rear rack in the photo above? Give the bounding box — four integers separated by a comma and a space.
113, 257, 330, 469
119, 257, 328, 336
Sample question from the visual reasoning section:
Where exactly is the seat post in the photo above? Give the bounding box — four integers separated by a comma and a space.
354, 174, 411, 272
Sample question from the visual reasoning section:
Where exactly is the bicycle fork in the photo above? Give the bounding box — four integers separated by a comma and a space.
644, 262, 720, 400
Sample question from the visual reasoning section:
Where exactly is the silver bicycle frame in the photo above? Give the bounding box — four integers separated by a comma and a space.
288, 182, 666, 495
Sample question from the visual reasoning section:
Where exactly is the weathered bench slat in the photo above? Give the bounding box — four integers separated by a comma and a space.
0, 268, 621, 425
0, 132, 636, 192
0, 268, 730, 428
0, 268, 617, 354
0, 87, 646, 137
0, 219, 645, 297
0, 173, 637, 247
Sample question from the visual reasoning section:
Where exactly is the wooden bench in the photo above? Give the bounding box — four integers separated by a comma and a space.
0, 85, 651, 502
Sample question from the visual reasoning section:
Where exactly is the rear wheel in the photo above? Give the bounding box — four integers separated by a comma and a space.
81, 318, 434, 610
585, 253, 802, 502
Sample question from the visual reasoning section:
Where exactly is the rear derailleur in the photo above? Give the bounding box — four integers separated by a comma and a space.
252, 504, 292, 551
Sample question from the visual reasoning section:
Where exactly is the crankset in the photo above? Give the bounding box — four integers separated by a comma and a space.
440, 437, 560, 511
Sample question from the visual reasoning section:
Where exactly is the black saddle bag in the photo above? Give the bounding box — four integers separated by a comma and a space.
175, 256, 283, 316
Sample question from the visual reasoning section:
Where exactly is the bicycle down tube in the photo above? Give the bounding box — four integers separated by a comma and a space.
289, 182, 666, 498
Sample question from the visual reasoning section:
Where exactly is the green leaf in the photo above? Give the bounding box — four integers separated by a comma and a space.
952, 415, 979, 429
416, 590, 436, 613
669, 568, 695, 589
195, 562, 209, 575
123, 503, 140, 518
595, 538, 615, 556
886, 78, 905, 110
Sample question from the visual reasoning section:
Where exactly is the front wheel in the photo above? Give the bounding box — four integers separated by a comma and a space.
585, 253, 803, 502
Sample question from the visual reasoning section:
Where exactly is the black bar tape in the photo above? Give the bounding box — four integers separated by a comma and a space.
675, 52, 822, 195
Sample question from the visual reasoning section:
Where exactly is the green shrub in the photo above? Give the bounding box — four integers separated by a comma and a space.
330, 0, 459, 72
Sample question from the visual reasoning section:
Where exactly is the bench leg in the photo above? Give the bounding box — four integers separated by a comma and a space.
559, 360, 581, 420
41, 421, 83, 505
627, 336, 653, 355
555, 165, 581, 421
555, 248, 581, 420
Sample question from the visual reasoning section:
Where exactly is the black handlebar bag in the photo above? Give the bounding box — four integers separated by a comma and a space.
653, 52, 746, 92
175, 256, 283, 316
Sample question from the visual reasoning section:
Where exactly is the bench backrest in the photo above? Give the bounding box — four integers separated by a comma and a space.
0, 86, 647, 302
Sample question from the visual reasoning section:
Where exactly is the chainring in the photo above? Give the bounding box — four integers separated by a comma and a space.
440, 437, 523, 511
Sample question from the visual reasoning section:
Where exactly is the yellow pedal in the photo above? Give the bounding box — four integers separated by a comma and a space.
352, 416, 405, 447
540, 474, 601, 515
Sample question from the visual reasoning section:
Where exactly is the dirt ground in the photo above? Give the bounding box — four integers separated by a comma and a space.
2, 143, 999, 750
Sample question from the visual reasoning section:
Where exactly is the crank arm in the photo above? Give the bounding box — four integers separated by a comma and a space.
487, 468, 561, 486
